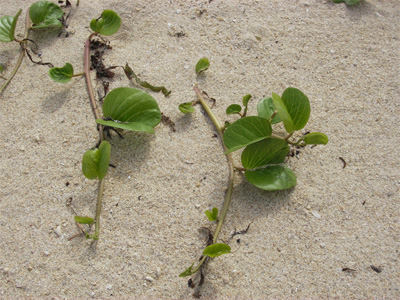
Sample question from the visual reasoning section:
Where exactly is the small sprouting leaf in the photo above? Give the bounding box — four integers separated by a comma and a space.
0, 64, 3, 72
203, 243, 231, 258
124, 63, 171, 96
303, 132, 329, 145
82, 141, 111, 180
96, 87, 161, 133
226, 104, 242, 115
272, 92, 294, 133
241, 138, 290, 169
245, 165, 297, 191
333, 0, 361, 5
257, 97, 281, 124
205, 207, 218, 222
49, 63, 74, 83
179, 102, 195, 114
0, 9, 21, 42
179, 264, 194, 277
195, 57, 210, 75
74, 216, 94, 225
29, 1, 63, 28
90, 10, 121, 36
223, 116, 272, 154
242, 94, 252, 107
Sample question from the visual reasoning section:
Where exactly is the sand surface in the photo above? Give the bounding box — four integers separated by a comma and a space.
0, 0, 399, 299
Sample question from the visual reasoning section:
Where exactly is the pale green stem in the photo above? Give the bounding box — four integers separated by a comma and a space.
189, 86, 235, 274
84, 32, 106, 239
0, 10, 31, 96
72, 72, 85, 77
93, 178, 106, 239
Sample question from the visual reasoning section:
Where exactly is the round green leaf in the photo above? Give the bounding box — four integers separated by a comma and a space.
226, 104, 242, 115
333, 0, 361, 5
74, 216, 94, 225
0, 9, 21, 42
203, 243, 231, 258
96, 119, 155, 134
49, 63, 74, 83
281, 87, 310, 131
303, 132, 329, 145
29, 1, 63, 28
90, 10, 121, 36
257, 97, 281, 124
179, 102, 195, 114
245, 165, 297, 191
82, 141, 111, 180
195, 57, 210, 75
241, 138, 290, 169
97, 87, 161, 133
223, 116, 272, 154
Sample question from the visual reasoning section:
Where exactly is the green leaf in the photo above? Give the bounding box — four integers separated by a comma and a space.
223, 116, 272, 154
96, 87, 161, 133
303, 132, 329, 145
48, 63, 74, 83
257, 97, 281, 124
333, 0, 361, 5
74, 216, 94, 225
205, 207, 218, 222
203, 243, 231, 258
179, 264, 194, 277
195, 57, 210, 75
124, 63, 171, 96
241, 138, 290, 169
90, 10, 121, 36
0, 9, 21, 42
0, 64, 3, 73
272, 92, 294, 133
226, 104, 242, 115
29, 1, 63, 28
179, 102, 195, 114
242, 94, 252, 107
82, 141, 111, 180
245, 165, 297, 191
281, 87, 310, 131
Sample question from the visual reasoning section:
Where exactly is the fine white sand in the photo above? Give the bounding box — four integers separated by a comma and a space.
0, 0, 399, 298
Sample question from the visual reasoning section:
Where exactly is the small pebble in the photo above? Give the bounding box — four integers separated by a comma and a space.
54, 226, 62, 237
3, 267, 9, 274
28, 266, 33, 271
312, 210, 321, 219
106, 284, 112, 290
44, 251, 50, 256
195, 204, 201, 208
145, 276, 154, 282
176, 9, 181, 14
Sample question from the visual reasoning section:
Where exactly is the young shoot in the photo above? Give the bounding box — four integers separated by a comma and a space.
179, 58, 328, 285
0, 1, 67, 95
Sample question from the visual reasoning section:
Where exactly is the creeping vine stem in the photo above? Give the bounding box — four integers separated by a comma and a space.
189, 85, 235, 273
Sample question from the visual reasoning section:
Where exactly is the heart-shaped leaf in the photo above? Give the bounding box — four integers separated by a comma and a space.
90, 10, 121, 36
179, 102, 195, 114
0, 9, 21, 42
257, 97, 281, 124
223, 116, 272, 154
29, 1, 63, 28
82, 141, 111, 180
203, 243, 231, 258
49, 63, 74, 83
303, 132, 329, 145
205, 207, 218, 222
245, 165, 297, 191
96, 87, 161, 133
74, 216, 94, 225
195, 57, 210, 75
241, 138, 290, 169
226, 104, 241, 115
